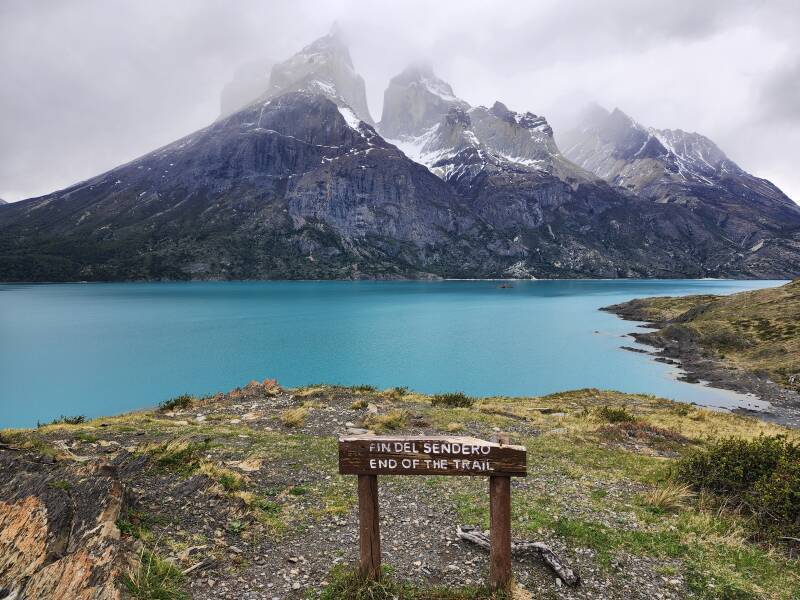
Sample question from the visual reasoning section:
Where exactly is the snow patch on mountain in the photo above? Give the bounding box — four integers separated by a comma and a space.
337, 105, 361, 130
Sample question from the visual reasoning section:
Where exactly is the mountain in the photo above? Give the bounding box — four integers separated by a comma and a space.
262, 28, 373, 125
0, 199, 7, 205
560, 105, 800, 251
379, 67, 800, 278
1, 34, 799, 282
0, 35, 514, 281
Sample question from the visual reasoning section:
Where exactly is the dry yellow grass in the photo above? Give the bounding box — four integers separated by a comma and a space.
362, 409, 408, 432
280, 407, 309, 428
644, 482, 695, 512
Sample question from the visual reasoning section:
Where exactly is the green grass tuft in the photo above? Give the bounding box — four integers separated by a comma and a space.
122, 548, 188, 600
316, 564, 505, 600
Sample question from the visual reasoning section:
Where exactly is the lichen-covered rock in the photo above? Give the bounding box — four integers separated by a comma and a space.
0, 452, 131, 600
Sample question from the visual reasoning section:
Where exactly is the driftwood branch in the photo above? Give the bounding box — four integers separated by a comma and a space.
457, 525, 580, 586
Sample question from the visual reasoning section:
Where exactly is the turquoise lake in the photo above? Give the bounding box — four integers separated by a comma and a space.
0, 279, 786, 428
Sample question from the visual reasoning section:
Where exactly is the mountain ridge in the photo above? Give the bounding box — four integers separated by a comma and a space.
1, 32, 798, 282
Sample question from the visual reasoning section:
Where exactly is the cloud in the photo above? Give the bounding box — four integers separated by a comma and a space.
0, 0, 798, 202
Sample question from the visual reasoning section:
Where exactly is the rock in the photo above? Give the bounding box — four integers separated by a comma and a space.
346, 427, 370, 435
0, 452, 133, 599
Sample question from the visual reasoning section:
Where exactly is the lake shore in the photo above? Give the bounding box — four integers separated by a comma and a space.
602, 280, 800, 428
2, 383, 799, 599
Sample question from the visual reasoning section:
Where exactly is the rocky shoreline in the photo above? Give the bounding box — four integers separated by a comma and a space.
601, 300, 800, 428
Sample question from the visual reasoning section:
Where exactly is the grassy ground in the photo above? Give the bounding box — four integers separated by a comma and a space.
610, 279, 800, 390
3, 384, 800, 599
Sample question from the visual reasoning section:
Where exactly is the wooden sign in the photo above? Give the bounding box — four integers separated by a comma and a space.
339, 435, 527, 477
338, 434, 527, 591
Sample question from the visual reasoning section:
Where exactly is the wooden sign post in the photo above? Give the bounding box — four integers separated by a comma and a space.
338, 435, 527, 591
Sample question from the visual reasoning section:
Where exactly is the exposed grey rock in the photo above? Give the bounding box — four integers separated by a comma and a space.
560, 105, 800, 238
379, 67, 800, 279
379, 63, 468, 139
0, 90, 515, 281
263, 27, 373, 125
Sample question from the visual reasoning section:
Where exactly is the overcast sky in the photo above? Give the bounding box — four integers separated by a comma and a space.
1, 0, 798, 203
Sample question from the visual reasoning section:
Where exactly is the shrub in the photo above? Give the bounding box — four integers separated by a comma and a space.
596, 406, 636, 423
430, 392, 474, 408
701, 326, 754, 351
40, 414, 86, 427
289, 485, 309, 496
158, 394, 193, 412
676, 435, 800, 538
350, 399, 369, 410
280, 407, 309, 428
352, 384, 378, 393
600, 421, 687, 443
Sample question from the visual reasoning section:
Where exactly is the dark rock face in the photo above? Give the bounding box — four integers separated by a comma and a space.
559, 105, 800, 268
0, 91, 516, 281
378, 69, 800, 279
1, 38, 799, 281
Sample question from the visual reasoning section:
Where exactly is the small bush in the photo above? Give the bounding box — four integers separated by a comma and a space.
352, 384, 378, 393
701, 326, 754, 351
289, 485, 309, 496
227, 519, 245, 534
446, 422, 464, 432
676, 435, 800, 538
363, 409, 408, 432
158, 394, 194, 412
48, 479, 71, 491
596, 406, 636, 423
670, 403, 691, 417
600, 421, 688, 443
430, 392, 474, 408
280, 407, 309, 428
254, 497, 282, 515
350, 399, 369, 410
40, 414, 86, 427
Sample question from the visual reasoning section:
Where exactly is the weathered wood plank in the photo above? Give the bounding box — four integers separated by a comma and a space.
489, 475, 512, 590
338, 435, 527, 477
357, 474, 381, 579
